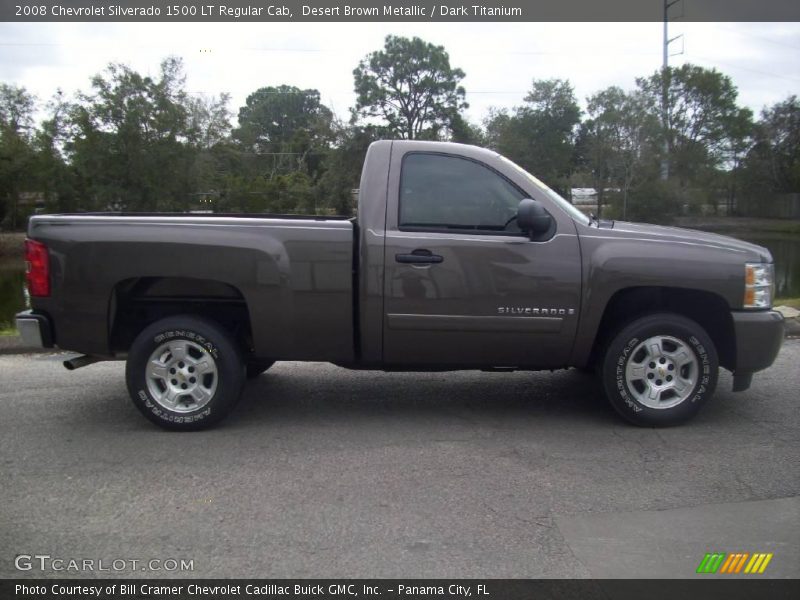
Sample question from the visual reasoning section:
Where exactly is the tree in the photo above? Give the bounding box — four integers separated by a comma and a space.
233, 85, 333, 179
741, 95, 800, 195
637, 64, 752, 186
579, 86, 660, 218
485, 79, 580, 195
448, 114, 485, 146
187, 93, 232, 150
352, 35, 467, 140
68, 57, 196, 211
0, 83, 35, 134
317, 124, 381, 216
34, 90, 78, 213
225, 85, 336, 214
184, 93, 233, 210
721, 105, 754, 215
0, 84, 37, 228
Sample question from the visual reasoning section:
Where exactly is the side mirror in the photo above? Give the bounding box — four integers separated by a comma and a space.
517, 198, 553, 236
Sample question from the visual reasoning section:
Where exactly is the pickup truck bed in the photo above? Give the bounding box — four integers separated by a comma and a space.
27, 214, 356, 361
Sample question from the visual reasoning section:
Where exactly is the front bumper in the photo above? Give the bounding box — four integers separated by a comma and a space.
15, 310, 54, 348
732, 309, 784, 374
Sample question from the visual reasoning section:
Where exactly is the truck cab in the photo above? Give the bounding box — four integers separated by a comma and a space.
357, 141, 583, 369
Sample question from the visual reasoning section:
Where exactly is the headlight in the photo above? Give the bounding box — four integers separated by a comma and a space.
744, 263, 774, 308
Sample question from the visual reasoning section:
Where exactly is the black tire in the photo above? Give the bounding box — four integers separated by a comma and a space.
573, 365, 597, 376
601, 313, 718, 427
125, 315, 245, 431
246, 360, 275, 379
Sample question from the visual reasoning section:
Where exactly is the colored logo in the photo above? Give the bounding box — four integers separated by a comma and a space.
696, 552, 773, 574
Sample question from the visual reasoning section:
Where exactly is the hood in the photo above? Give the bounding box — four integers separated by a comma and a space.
604, 221, 773, 263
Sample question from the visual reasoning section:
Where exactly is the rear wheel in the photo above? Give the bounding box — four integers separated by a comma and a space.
125, 315, 245, 430
601, 313, 718, 426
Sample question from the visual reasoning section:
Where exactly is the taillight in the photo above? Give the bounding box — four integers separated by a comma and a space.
25, 238, 50, 297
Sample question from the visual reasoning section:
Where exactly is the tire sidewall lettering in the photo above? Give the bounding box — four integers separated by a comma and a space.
615, 337, 641, 412
688, 335, 710, 403
137, 388, 213, 424
153, 329, 219, 359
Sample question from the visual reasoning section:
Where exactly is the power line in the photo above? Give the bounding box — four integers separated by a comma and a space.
715, 24, 800, 52
686, 53, 800, 85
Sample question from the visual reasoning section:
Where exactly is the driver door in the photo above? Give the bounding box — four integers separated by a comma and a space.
382, 151, 582, 368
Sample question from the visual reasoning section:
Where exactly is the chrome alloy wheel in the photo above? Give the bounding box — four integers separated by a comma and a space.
624, 335, 699, 409
145, 340, 218, 413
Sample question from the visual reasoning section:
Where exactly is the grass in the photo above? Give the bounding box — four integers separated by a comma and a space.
775, 297, 800, 309
0, 231, 26, 260
0, 326, 17, 336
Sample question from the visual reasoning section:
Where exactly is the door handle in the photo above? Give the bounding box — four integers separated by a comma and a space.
395, 249, 444, 264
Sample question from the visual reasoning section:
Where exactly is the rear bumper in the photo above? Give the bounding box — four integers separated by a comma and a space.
15, 310, 54, 348
732, 310, 784, 374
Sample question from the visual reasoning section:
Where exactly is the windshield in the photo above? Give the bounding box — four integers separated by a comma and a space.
498, 155, 590, 225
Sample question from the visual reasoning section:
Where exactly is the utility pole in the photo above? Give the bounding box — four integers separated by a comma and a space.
661, 0, 683, 180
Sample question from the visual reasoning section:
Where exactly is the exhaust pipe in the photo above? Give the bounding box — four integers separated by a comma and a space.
63, 355, 104, 371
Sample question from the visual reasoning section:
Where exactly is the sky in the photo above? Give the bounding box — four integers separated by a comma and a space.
0, 21, 798, 127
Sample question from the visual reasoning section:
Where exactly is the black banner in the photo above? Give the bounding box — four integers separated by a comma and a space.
3, 579, 800, 600
2, 0, 800, 23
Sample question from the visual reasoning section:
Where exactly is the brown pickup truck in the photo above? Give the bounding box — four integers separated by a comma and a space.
16, 140, 784, 430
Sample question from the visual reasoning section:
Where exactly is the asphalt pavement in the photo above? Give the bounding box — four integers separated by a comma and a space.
1, 342, 798, 579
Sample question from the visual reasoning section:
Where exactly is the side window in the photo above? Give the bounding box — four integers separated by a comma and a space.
399, 153, 525, 233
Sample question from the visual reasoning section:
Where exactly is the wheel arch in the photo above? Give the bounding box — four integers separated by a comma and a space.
583, 286, 735, 371
108, 276, 255, 356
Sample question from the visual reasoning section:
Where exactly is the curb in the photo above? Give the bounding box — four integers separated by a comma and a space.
0, 336, 56, 356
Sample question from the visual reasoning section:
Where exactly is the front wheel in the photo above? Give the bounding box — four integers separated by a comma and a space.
601, 313, 718, 427
125, 315, 245, 430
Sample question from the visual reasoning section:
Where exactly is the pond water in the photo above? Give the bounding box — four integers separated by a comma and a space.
1, 233, 799, 331
740, 234, 800, 299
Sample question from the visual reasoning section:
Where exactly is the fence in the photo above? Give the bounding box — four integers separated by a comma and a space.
737, 193, 800, 219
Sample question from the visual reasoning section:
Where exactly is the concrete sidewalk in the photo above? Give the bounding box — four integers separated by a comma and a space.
0, 334, 47, 355
556, 496, 799, 578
